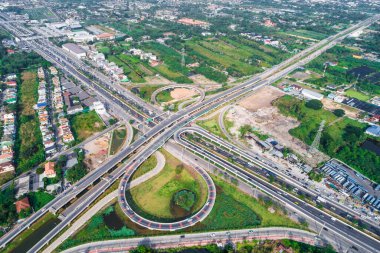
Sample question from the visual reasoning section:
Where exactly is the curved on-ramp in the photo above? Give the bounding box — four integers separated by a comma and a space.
151, 85, 205, 108
118, 159, 216, 231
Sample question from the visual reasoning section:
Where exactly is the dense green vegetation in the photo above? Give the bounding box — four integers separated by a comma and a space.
131, 154, 157, 180
70, 110, 105, 142
14, 71, 45, 173
275, 95, 380, 183
173, 190, 196, 211
109, 128, 127, 155
27, 191, 54, 211
58, 205, 135, 251
0, 187, 17, 226
128, 150, 207, 220
65, 149, 87, 183
305, 46, 380, 95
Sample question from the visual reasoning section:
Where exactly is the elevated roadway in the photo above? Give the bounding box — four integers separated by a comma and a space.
61, 228, 319, 253
0, 13, 378, 251
174, 128, 380, 252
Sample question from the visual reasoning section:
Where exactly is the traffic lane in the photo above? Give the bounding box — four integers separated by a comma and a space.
118, 164, 216, 230
177, 137, 380, 252
184, 128, 380, 235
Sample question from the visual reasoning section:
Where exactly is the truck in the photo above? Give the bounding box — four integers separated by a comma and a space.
317, 196, 327, 203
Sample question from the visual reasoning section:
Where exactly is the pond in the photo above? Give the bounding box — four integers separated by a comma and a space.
10, 217, 60, 253
103, 207, 124, 230
361, 139, 380, 156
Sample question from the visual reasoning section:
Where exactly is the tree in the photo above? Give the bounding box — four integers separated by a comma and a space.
65, 163, 87, 183
333, 109, 345, 117
36, 166, 44, 175
305, 99, 323, 110
173, 190, 196, 211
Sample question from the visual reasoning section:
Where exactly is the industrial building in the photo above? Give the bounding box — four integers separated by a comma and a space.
62, 43, 87, 59
301, 89, 324, 100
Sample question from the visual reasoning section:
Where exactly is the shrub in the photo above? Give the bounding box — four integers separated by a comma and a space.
333, 109, 345, 117
305, 99, 323, 110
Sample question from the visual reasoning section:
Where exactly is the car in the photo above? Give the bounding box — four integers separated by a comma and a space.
248, 230, 254, 234
226, 232, 231, 236
210, 233, 216, 237
180, 235, 185, 238
331, 217, 337, 221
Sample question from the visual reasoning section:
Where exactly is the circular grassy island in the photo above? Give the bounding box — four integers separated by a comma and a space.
126, 150, 208, 222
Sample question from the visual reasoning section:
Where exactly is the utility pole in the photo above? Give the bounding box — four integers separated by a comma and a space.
181, 47, 185, 68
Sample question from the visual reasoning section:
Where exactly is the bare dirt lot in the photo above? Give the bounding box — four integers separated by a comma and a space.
322, 98, 359, 119
170, 88, 198, 100
189, 74, 218, 85
238, 86, 285, 112
83, 134, 110, 170
228, 88, 329, 166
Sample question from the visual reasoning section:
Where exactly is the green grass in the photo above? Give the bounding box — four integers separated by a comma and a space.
58, 205, 135, 251
70, 110, 106, 142
287, 29, 327, 40
15, 71, 45, 173
199, 175, 301, 230
129, 149, 208, 220
28, 191, 54, 211
197, 116, 226, 140
132, 85, 163, 102
345, 89, 372, 101
186, 41, 258, 76
275, 95, 380, 183
131, 154, 157, 180
109, 128, 127, 155
156, 89, 173, 103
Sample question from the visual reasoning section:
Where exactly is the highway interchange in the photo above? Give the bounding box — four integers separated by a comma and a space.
0, 11, 379, 253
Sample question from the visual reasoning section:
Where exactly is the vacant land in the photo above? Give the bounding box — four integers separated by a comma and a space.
345, 89, 372, 101
131, 154, 157, 180
238, 86, 284, 112
59, 205, 135, 251
129, 150, 208, 220
131, 85, 163, 102
275, 95, 380, 183
27, 191, 54, 211
70, 111, 106, 142
109, 127, 127, 155
15, 71, 45, 173
197, 116, 226, 140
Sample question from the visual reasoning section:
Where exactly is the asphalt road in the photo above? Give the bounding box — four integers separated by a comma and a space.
61, 228, 319, 253
185, 125, 380, 234
0, 13, 378, 251
118, 163, 216, 230
174, 129, 380, 253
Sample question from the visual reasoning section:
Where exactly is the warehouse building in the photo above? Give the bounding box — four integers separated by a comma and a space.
301, 89, 324, 100
62, 43, 87, 59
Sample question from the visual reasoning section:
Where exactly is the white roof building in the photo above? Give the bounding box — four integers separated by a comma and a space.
62, 43, 87, 59
301, 89, 324, 100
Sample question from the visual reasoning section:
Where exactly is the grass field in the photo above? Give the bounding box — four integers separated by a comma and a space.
15, 71, 45, 173
195, 175, 301, 230
197, 116, 226, 140
275, 95, 380, 183
27, 191, 54, 211
287, 29, 327, 40
156, 89, 173, 103
131, 154, 157, 180
59, 204, 135, 251
129, 149, 208, 220
109, 128, 127, 155
186, 40, 258, 76
345, 89, 372, 101
70, 111, 106, 142
131, 85, 163, 102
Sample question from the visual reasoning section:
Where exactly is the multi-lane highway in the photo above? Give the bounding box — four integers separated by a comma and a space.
174, 128, 380, 252
179, 126, 380, 234
0, 11, 379, 252
60, 228, 319, 253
